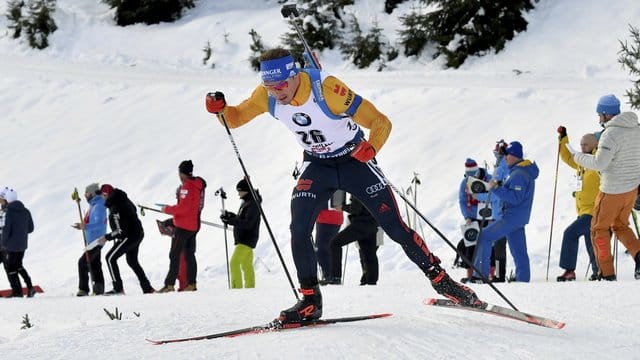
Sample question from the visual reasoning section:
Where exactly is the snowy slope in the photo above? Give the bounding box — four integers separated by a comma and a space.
1, 0, 640, 359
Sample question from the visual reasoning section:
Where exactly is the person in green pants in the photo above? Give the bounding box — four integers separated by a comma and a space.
220, 179, 262, 288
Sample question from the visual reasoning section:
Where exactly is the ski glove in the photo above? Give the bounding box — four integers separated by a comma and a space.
557, 126, 567, 141
350, 140, 376, 163
206, 91, 226, 114
220, 210, 237, 225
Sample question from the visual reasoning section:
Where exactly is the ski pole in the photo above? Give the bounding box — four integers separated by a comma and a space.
217, 112, 299, 300
411, 173, 427, 240
584, 260, 591, 280
280, 4, 321, 70
411, 172, 420, 230
632, 209, 640, 238
137, 204, 226, 230
545, 142, 561, 281
401, 187, 412, 228
342, 243, 349, 285
215, 187, 231, 289
365, 160, 519, 311
72, 188, 94, 289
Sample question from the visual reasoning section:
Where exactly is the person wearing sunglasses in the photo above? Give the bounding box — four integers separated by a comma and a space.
205, 47, 481, 324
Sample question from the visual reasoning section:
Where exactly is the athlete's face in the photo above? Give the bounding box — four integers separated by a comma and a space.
263, 74, 300, 105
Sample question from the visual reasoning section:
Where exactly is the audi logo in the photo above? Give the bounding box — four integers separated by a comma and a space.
366, 182, 386, 194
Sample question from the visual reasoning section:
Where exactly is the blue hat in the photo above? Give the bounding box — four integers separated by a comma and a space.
596, 94, 620, 115
506, 141, 523, 158
259, 55, 299, 83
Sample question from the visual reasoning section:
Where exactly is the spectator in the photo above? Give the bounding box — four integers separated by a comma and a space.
157, 160, 207, 292
72, 183, 107, 296
457, 158, 503, 283
0, 187, 36, 298
328, 195, 380, 285
472, 141, 539, 282
572, 94, 640, 280
220, 178, 261, 288
206, 47, 480, 323
316, 190, 345, 285
556, 129, 600, 281
97, 184, 154, 295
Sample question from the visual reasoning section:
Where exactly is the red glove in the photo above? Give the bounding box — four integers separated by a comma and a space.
557, 126, 567, 141
350, 140, 376, 163
206, 91, 226, 114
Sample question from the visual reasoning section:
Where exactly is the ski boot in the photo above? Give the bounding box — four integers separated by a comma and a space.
278, 285, 323, 323
426, 256, 482, 308
635, 252, 640, 280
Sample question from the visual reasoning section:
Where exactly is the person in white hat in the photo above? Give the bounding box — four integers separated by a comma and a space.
0, 187, 36, 297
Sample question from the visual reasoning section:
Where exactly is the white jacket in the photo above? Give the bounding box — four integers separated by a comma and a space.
573, 112, 640, 194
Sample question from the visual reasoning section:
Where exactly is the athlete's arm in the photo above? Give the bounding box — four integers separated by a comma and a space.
219, 86, 270, 128
322, 76, 392, 152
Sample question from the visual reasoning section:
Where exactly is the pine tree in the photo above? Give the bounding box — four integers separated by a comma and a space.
6, 0, 25, 39
280, 0, 354, 65
619, 24, 640, 110
249, 29, 266, 71
24, 0, 57, 50
384, 0, 408, 14
397, 6, 430, 57
398, 0, 538, 68
102, 0, 195, 26
340, 16, 395, 71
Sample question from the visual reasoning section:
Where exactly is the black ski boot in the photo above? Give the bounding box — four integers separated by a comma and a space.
426, 256, 482, 308
278, 285, 322, 323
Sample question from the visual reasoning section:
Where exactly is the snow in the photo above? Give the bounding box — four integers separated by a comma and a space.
1, 0, 640, 358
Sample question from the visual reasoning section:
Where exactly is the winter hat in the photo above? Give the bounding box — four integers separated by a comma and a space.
179, 160, 194, 175
85, 183, 100, 195
0, 188, 18, 203
100, 184, 114, 197
506, 141, 524, 159
493, 139, 508, 157
236, 179, 250, 192
596, 94, 620, 115
464, 158, 479, 175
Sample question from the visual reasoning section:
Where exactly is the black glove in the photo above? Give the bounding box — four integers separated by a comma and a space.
220, 210, 237, 224
557, 126, 567, 141
634, 194, 640, 211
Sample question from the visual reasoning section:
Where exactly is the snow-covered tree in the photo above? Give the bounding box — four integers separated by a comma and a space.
102, 0, 195, 26
619, 24, 640, 110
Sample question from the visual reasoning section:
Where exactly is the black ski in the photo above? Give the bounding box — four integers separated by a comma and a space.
146, 313, 392, 344
424, 298, 565, 329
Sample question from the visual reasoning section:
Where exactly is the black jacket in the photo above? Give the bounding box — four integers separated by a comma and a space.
343, 197, 377, 230
1, 201, 34, 252
104, 189, 144, 241
226, 192, 261, 249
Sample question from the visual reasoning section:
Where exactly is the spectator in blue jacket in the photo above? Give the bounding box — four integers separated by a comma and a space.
72, 183, 107, 296
473, 140, 510, 282
0, 188, 36, 298
456, 158, 496, 282
472, 141, 539, 282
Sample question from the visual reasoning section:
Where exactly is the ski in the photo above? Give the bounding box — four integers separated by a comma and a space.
424, 298, 565, 329
146, 313, 392, 344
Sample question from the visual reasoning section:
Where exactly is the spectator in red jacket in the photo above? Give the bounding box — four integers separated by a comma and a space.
315, 190, 345, 285
157, 160, 207, 293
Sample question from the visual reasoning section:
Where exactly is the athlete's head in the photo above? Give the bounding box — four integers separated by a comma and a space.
260, 48, 301, 105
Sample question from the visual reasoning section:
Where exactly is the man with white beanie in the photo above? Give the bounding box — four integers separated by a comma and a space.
572, 94, 640, 280
0, 187, 36, 297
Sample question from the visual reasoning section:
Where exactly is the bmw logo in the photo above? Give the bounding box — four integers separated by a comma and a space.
292, 113, 312, 126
